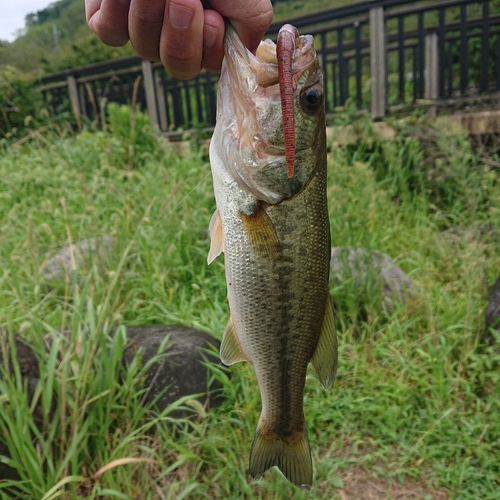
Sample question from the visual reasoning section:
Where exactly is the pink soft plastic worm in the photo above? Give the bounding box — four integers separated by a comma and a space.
277, 25, 298, 179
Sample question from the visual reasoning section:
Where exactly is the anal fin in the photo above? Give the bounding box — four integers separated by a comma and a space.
311, 296, 338, 390
220, 317, 248, 366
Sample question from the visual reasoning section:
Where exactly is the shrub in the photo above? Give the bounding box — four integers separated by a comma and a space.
106, 102, 160, 168
0, 65, 45, 138
339, 117, 498, 219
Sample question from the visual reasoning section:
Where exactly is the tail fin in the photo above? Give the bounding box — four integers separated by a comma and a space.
248, 424, 312, 489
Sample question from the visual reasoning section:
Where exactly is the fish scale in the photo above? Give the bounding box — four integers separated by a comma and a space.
208, 23, 338, 488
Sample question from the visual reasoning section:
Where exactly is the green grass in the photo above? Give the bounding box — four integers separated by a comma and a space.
0, 109, 499, 499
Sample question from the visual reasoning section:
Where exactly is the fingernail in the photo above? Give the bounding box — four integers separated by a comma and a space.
204, 25, 218, 48
169, 2, 195, 30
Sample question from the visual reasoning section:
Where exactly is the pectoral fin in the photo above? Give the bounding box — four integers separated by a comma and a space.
311, 297, 338, 390
240, 205, 280, 259
208, 209, 224, 264
220, 317, 248, 366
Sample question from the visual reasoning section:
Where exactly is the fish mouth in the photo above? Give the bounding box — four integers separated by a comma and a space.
218, 24, 319, 203
225, 23, 316, 89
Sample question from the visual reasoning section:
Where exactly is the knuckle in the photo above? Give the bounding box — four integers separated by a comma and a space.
162, 52, 201, 79
134, 46, 160, 62
130, 2, 165, 28
247, 0, 273, 27
168, 66, 200, 80
202, 51, 223, 74
134, 14, 163, 28
94, 26, 129, 47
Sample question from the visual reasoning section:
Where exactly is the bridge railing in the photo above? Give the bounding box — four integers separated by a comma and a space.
39, 0, 500, 133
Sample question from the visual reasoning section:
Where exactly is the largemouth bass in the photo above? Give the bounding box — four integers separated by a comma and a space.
208, 23, 337, 488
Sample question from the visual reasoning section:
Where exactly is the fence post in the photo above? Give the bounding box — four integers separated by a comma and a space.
141, 60, 160, 131
155, 77, 168, 132
370, 4, 386, 120
425, 31, 439, 101
66, 75, 81, 131
480, 0, 490, 93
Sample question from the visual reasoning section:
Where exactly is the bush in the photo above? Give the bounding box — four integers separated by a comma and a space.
105, 102, 163, 168
339, 117, 498, 219
0, 65, 45, 138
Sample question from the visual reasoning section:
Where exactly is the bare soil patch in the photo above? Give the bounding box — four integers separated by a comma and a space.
335, 466, 448, 500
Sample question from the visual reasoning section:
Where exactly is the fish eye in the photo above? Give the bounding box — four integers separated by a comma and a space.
301, 86, 323, 113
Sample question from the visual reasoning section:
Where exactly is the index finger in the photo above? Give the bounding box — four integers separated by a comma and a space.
86, 0, 132, 46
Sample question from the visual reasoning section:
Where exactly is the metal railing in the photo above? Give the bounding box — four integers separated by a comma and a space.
39, 0, 500, 133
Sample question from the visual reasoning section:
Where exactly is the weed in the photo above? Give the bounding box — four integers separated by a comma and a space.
0, 114, 499, 498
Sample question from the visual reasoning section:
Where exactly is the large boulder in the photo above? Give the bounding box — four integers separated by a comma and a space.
123, 325, 224, 417
330, 246, 413, 311
0, 324, 224, 480
440, 223, 498, 244
483, 275, 500, 345
40, 236, 115, 280
0, 333, 41, 482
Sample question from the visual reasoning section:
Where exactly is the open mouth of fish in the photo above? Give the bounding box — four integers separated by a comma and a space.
215, 23, 324, 204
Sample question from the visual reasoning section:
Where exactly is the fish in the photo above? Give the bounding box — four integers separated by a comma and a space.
208, 23, 338, 489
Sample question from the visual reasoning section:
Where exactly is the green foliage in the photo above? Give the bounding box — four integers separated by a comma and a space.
46, 34, 134, 73
272, 0, 365, 20
104, 102, 161, 168
0, 119, 499, 498
0, 65, 76, 147
25, 0, 76, 27
0, 65, 45, 139
0, 24, 55, 72
0, 0, 383, 74
2, 0, 500, 78
0, 307, 202, 499
339, 117, 499, 220
0, 0, 134, 73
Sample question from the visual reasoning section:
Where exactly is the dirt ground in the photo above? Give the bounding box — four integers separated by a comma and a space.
332, 466, 449, 500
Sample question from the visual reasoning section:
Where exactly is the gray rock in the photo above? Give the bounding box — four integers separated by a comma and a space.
123, 325, 224, 418
0, 331, 40, 378
0, 333, 41, 482
441, 223, 498, 244
40, 236, 115, 280
0, 442, 20, 482
483, 275, 500, 345
330, 246, 413, 310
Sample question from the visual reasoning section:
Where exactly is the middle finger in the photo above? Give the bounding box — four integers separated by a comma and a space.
129, 0, 166, 61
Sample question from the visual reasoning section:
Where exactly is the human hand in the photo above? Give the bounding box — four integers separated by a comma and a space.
85, 0, 273, 79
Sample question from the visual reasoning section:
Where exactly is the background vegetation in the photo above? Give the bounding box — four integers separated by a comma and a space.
0, 1, 499, 497
2, 0, 500, 73
0, 0, 365, 142
2, 0, 500, 142
0, 0, 366, 74
0, 105, 498, 498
